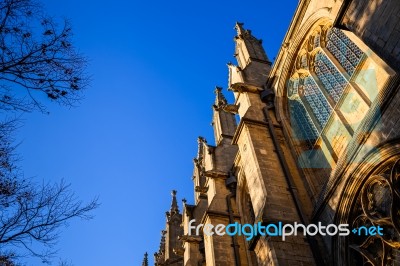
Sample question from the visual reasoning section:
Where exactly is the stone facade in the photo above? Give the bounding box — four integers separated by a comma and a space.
151, 0, 400, 265
154, 191, 184, 266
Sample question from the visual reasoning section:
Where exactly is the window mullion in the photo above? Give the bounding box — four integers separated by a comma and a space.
311, 53, 355, 137
322, 47, 371, 107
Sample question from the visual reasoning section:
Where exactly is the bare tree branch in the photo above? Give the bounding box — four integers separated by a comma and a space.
0, 119, 99, 263
0, 1, 95, 264
0, 0, 89, 113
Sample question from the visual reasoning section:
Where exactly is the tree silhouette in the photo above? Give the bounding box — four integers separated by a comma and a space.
0, 0, 97, 264
0, 119, 99, 263
0, 0, 89, 113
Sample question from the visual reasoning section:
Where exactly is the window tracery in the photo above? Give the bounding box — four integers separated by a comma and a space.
348, 159, 400, 265
326, 28, 364, 77
288, 78, 319, 149
314, 50, 348, 103
302, 75, 333, 128
287, 23, 365, 149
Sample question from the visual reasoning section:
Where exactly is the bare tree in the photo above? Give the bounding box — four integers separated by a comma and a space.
0, 0, 89, 113
0, 0, 97, 264
0, 179, 99, 263
0, 119, 99, 264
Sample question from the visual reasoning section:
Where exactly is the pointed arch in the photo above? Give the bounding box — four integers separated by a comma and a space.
333, 139, 400, 265
273, 10, 396, 206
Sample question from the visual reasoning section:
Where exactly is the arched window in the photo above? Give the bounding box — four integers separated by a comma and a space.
287, 24, 367, 154
347, 159, 400, 265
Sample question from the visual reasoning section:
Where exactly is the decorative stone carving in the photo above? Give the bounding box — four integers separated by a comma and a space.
348, 159, 400, 265
179, 235, 202, 243
194, 186, 208, 194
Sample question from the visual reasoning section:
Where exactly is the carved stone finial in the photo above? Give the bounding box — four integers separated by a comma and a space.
235, 22, 245, 35
197, 136, 206, 143
196, 137, 207, 161
170, 190, 179, 214
214, 86, 228, 108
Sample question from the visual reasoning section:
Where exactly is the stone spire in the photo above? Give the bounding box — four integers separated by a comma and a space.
214, 86, 228, 108
154, 230, 166, 265
212, 87, 237, 145
233, 22, 270, 69
164, 191, 183, 264
170, 190, 179, 215
141, 252, 148, 266
230, 22, 271, 92
234, 22, 245, 36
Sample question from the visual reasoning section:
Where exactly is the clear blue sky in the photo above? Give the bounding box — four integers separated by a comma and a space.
16, 0, 298, 265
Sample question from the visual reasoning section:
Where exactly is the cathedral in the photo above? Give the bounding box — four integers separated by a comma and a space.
148, 0, 400, 265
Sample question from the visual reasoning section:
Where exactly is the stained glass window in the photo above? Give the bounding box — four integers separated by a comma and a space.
326, 28, 364, 77
302, 76, 333, 129
314, 51, 348, 103
289, 99, 319, 149
288, 27, 364, 148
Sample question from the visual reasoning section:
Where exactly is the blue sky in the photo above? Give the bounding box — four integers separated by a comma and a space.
15, 0, 298, 265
